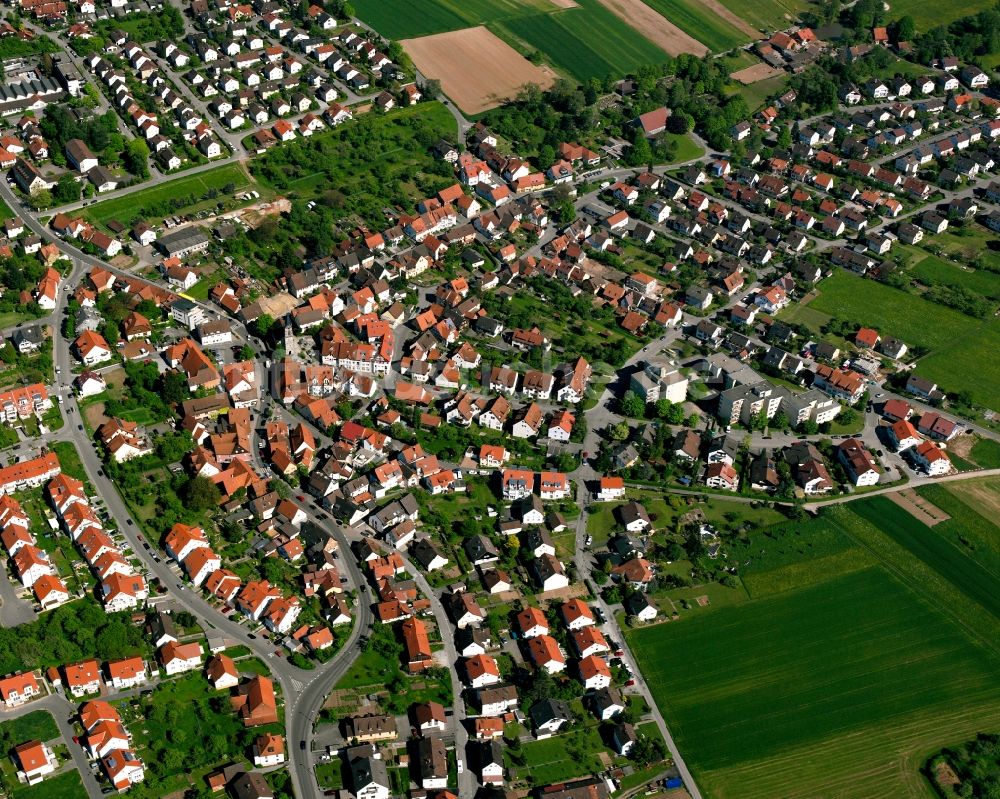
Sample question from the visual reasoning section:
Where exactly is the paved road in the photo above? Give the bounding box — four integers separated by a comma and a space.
398, 553, 474, 797
0, 564, 39, 628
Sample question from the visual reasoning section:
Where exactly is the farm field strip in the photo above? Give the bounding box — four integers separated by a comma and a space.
642, 0, 752, 51
714, 0, 810, 33
849, 497, 1000, 619
495, 0, 670, 80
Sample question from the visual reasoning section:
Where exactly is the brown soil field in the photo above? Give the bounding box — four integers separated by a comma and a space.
731, 63, 785, 84
402, 27, 557, 115
887, 489, 950, 526
595, 0, 707, 56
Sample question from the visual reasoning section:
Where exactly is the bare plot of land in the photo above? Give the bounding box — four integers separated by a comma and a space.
549, 0, 578, 6
731, 63, 785, 84
887, 489, 950, 527
402, 27, 557, 114
595, 0, 707, 56
257, 291, 299, 318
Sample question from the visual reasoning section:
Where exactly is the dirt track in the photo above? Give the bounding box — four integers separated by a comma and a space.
595, 0, 708, 56
402, 27, 557, 115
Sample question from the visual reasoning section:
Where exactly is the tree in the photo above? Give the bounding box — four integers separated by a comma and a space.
160, 370, 189, 405
667, 112, 692, 134
893, 14, 915, 41
155, 431, 194, 463
54, 173, 80, 203
609, 422, 630, 441
239, 344, 254, 360
182, 476, 221, 511
255, 314, 274, 339
627, 129, 652, 167
620, 391, 646, 418
420, 78, 441, 99
124, 138, 150, 179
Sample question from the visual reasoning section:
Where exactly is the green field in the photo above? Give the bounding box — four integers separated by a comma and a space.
851, 496, 1000, 619
352, 0, 553, 38
909, 253, 1000, 300
969, 438, 1000, 468
715, 0, 809, 32
805, 270, 1000, 410
497, 0, 669, 80
83, 163, 253, 228
916, 480, 1000, 586
628, 494, 1000, 799
887, 0, 997, 31
729, 73, 789, 113
644, 0, 751, 51
586, 490, 787, 544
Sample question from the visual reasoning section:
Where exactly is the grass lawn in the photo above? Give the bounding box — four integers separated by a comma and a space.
494, 0, 668, 81
720, 49, 759, 72
715, 0, 810, 31
805, 270, 1000, 411
969, 438, 1000, 468
643, 0, 751, 51
0, 710, 59, 743
0, 311, 33, 329
663, 132, 704, 164
10, 770, 87, 799
728, 73, 789, 113
628, 565, 1000, 799
0, 199, 14, 221
315, 762, 344, 789
508, 724, 607, 784
185, 268, 227, 301
84, 163, 253, 228
50, 442, 89, 484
